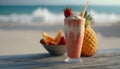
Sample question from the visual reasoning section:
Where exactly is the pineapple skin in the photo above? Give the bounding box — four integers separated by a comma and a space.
82, 26, 97, 57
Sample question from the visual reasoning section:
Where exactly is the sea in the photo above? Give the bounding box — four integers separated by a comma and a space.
0, 5, 120, 25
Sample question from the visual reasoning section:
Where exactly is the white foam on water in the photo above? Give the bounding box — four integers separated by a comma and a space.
0, 8, 64, 25
93, 12, 120, 24
0, 8, 120, 25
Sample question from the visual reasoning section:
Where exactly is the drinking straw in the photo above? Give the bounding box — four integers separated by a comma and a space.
82, 1, 89, 17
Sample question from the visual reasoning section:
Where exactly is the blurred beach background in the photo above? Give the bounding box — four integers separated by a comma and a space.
0, 0, 120, 55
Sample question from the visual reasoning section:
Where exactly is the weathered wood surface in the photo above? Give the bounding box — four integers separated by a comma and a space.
0, 48, 120, 69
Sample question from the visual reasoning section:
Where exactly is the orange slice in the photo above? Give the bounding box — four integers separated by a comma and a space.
44, 39, 49, 45
49, 40, 57, 45
55, 29, 62, 44
42, 32, 55, 42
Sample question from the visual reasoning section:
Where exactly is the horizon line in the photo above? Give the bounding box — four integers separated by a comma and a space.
0, 4, 120, 6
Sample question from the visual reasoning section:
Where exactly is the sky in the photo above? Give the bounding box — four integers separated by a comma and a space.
0, 0, 120, 6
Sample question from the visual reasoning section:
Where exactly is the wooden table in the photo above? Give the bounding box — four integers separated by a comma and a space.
0, 48, 120, 69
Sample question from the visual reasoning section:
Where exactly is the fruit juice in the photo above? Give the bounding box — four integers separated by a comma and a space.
64, 14, 85, 62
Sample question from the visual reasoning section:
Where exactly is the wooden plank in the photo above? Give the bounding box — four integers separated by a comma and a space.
0, 48, 120, 69
0, 53, 51, 60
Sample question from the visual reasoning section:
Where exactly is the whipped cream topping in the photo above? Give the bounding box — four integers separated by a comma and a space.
66, 14, 81, 20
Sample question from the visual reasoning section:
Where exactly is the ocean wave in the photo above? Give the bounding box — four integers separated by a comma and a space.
0, 8, 64, 25
92, 11, 120, 24
0, 8, 120, 25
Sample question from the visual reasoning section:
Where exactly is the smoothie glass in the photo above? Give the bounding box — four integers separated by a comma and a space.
64, 15, 85, 62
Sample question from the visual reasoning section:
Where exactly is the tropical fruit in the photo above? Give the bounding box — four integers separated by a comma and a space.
40, 30, 66, 45
55, 30, 63, 44
81, 12, 97, 57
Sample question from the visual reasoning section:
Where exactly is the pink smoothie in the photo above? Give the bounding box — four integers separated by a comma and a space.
64, 15, 85, 58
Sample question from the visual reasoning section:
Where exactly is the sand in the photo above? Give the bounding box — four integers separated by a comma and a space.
0, 23, 120, 55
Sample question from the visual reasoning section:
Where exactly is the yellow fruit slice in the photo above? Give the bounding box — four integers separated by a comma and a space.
55, 29, 62, 44
42, 32, 55, 42
44, 39, 49, 45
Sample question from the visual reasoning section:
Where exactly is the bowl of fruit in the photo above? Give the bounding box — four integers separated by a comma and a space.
40, 30, 66, 56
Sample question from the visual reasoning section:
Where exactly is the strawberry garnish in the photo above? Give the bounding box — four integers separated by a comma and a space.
58, 36, 66, 45
64, 8, 73, 18
40, 39, 46, 45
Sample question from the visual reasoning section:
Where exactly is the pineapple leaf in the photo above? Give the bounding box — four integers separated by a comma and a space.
84, 11, 87, 18
80, 11, 94, 28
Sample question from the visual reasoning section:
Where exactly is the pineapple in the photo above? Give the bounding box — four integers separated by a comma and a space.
81, 12, 97, 57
